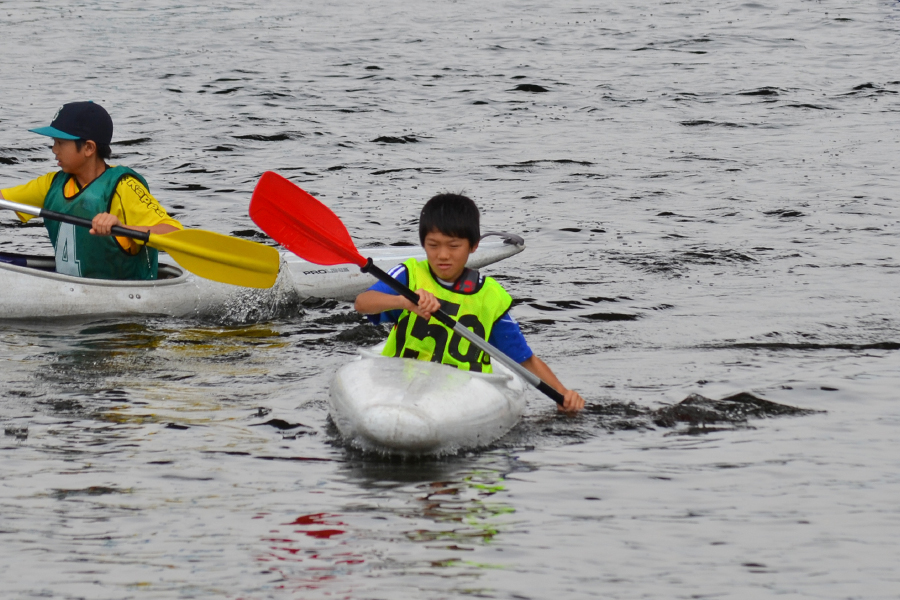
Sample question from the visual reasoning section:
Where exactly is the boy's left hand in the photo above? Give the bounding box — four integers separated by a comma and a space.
558, 389, 585, 413
90, 212, 122, 236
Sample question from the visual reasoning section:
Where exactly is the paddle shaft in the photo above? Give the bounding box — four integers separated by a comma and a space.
0, 198, 151, 243
360, 258, 565, 405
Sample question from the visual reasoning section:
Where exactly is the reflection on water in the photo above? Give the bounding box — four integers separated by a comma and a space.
409, 471, 515, 547
260, 461, 517, 594
35, 322, 167, 391
260, 512, 365, 593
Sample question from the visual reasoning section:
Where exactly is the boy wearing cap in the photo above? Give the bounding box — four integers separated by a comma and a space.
0, 101, 182, 280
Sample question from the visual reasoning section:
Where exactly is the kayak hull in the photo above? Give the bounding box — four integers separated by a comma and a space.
0, 257, 239, 320
0, 233, 523, 320
329, 346, 526, 455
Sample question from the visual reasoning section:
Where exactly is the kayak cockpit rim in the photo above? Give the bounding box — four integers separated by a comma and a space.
357, 345, 517, 383
0, 251, 187, 286
480, 231, 525, 247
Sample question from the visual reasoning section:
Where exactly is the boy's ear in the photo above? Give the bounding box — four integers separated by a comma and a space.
82, 140, 97, 157
470, 240, 479, 254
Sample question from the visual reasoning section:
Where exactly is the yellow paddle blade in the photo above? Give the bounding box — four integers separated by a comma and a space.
146, 229, 280, 289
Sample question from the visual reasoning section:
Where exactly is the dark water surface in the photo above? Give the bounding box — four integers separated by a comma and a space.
2, 1, 900, 598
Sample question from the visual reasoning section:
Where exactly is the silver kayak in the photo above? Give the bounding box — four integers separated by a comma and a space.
0, 232, 524, 320
329, 344, 526, 456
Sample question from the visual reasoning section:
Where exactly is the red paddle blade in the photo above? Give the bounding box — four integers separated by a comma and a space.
249, 171, 366, 268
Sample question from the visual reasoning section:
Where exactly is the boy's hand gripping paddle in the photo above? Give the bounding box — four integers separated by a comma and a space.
0, 198, 280, 288
249, 170, 565, 405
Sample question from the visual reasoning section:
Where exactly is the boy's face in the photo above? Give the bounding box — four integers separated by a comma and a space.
51, 138, 94, 174
423, 230, 478, 281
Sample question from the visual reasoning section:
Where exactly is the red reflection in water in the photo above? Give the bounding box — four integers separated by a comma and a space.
284, 512, 346, 539
285, 512, 339, 526
254, 510, 366, 595
302, 528, 344, 539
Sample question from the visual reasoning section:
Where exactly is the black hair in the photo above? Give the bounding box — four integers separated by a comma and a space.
418, 193, 480, 246
74, 139, 112, 160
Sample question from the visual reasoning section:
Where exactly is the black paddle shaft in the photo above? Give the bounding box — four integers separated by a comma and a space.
360, 258, 565, 405
39, 207, 152, 243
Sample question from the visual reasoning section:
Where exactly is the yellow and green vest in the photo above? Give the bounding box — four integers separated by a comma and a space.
382, 258, 513, 373
43, 167, 158, 280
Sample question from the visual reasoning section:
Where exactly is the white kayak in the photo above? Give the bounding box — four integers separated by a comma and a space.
0, 232, 523, 320
329, 344, 527, 455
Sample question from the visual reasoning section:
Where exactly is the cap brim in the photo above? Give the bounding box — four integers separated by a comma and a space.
29, 126, 80, 140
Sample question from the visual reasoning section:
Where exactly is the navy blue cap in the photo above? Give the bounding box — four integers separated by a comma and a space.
30, 101, 113, 145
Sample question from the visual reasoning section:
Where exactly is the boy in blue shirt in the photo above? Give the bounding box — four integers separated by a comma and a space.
355, 193, 585, 412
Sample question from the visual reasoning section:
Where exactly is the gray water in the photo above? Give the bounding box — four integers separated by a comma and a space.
2, 1, 900, 598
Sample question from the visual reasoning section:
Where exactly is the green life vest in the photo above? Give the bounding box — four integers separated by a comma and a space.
382, 258, 513, 373
43, 167, 158, 280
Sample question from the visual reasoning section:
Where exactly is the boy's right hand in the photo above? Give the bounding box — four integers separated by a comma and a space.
409, 288, 441, 320
90, 212, 122, 236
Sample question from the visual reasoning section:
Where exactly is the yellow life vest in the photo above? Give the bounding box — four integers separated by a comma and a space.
382, 258, 513, 373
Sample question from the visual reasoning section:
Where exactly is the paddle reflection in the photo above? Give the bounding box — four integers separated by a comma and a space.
23, 320, 291, 427
254, 460, 516, 594
255, 511, 365, 594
